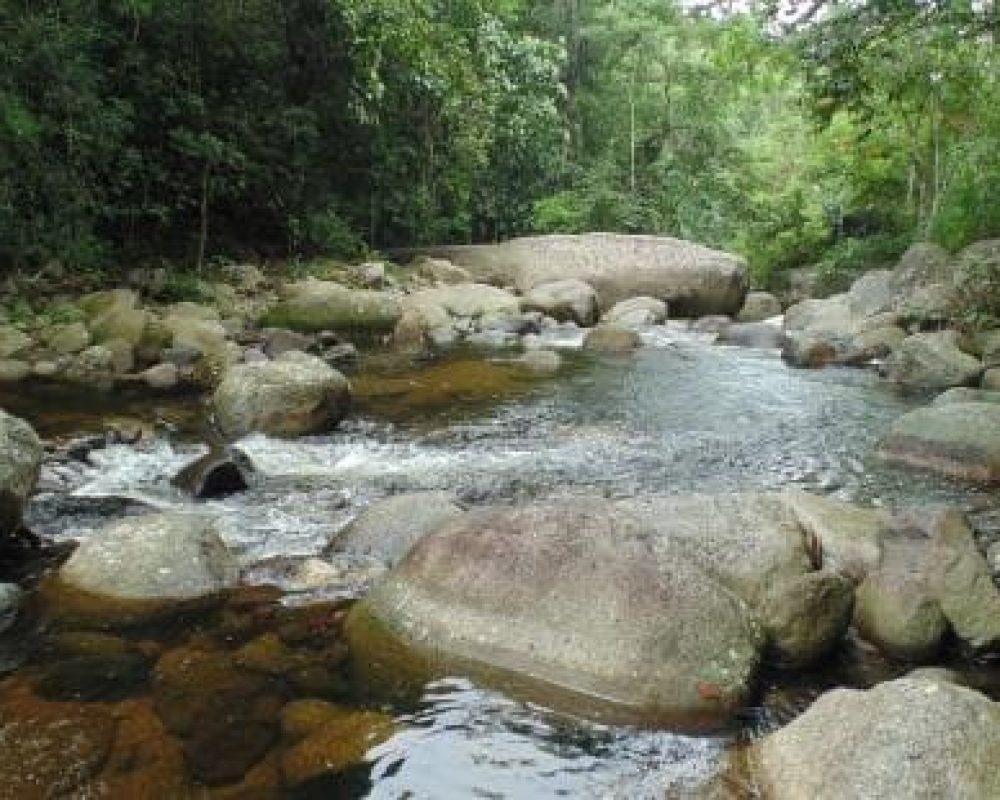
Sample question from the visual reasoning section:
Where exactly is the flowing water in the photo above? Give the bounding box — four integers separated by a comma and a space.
5, 324, 999, 797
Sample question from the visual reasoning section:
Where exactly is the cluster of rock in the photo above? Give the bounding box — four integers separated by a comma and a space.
778, 242, 996, 387
338, 489, 1000, 726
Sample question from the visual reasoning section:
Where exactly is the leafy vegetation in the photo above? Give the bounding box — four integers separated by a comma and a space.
2, 0, 999, 288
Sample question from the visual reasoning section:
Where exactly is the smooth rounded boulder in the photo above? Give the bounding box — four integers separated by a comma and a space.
0, 409, 43, 538
49, 513, 238, 626
350, 499, 766, 726
750, 675, 1000, 800
880, 402, 1000, 482
212, 351, 350, 439
349, 492, 872, 725
411, 234, 747, 315
881, 330, 982, 391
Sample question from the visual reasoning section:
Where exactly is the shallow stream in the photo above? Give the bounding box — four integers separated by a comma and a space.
4, 324, 999, 798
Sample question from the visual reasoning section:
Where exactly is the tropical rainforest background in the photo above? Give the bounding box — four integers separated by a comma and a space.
2, 0, 999, 290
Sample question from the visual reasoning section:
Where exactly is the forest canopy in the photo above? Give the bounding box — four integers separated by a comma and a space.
2, 0, 999, 289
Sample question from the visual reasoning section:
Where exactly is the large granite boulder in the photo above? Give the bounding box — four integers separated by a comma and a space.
880, 401, 1000, 482
349, 492, 873, 724
349, 498, 766, 726
410, 234, 747, 316
881, 330, 982, 391
0, 410, 42, 537
751, 675, 1000, 800
212, 351, 350, 439
264, 279, 401, 334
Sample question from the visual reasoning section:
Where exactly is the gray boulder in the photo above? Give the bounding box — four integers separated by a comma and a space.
522, 279, 599, 326
264, 279, 402, 334
854, 507, 1000, 658
881, 330, 982, 391
752, 675, 1000, 800
350, 492, 873, 723
411, 233, 747, 315
328, 492, 465, 566
855, 536, 950, 661
0, 410, 43, 537
212, 351, 350, 439
602, 296, 668, 327
350, 498, 766, 724
57, 513, 237, 604
737, 291, 782, 322
881, 402, 1000, 482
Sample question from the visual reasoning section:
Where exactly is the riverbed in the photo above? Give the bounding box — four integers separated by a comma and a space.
4, 324, 998, 797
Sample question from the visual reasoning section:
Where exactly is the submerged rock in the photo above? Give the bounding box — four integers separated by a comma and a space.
0, 409, 42, 538
0, 687, 118, 798
280, 709, 394, 788
751, 675, 1000, 800
212, 351, 351, 439
880, 402, 1000, 483
328, 492, 465, 566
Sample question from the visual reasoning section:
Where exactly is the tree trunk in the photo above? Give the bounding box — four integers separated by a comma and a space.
196, 162, 209, 273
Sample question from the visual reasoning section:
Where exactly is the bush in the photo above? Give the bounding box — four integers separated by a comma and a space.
954, 240, 1000, 330
812, 233, 910, 296
290, 209, 367, 260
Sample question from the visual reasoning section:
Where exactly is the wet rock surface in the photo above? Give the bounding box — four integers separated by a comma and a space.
751, 675, 1000, 800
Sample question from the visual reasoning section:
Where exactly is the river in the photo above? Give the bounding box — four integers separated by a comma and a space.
4, 323, 997, 797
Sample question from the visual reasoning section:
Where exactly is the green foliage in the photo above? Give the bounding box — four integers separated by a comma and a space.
157, 272, 211, 303
954, 243, 1000, 330
813, 234, 910, 297
1, 0, 999, 283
